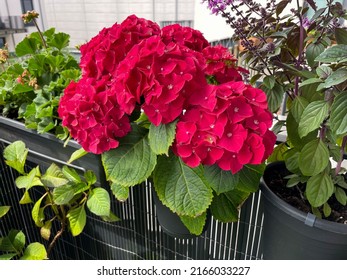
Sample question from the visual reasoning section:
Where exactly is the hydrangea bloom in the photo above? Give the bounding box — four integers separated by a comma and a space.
58, 14, 276, 173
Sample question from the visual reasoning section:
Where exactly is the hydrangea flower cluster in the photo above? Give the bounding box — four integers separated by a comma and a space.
58, 14, 276, 173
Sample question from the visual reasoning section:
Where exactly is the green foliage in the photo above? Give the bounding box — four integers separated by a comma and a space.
2, 141, 119, 258
0, 27, 80, 139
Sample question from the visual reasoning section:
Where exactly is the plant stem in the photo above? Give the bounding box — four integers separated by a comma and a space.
47, 206, 66, 258
33, 18, 47, 49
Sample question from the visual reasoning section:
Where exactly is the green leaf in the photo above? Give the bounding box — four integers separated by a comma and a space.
210, 190, 250, 223
298, 100, 329, 138
0, 206, 10, 218
290, 96, 309, 123
110, 183, 129, 202
262, 83, 284, 113
179, 212, 207, 236
284, 149, 300, 173
236, 164, 264, 192
87, 188, 110, 217
20, 243, 47, 260
49, 32, 70, 50
148, 120, 177, 155
263, 76, 276, 89
67, 205, 86, 236
53, 184, 75, 205
324, 68, 347, 88
40, 221, 52, 241
204, 165, 239, 195
13, 83, 34, 94
62, 166, 82, 184
15, 166, 42, 190
323, 202, 332, 217
267, 143, 288, 163
330, 92, 347, 136
153, 155, 213, 217
101, 211, 121, 223
67, 148, 88, 164
335, 28, 347, 45
102, 124, 157, 187
316, 66, 332, 79
41, 163, 69, 188
276, 0, 291, 16
84, 170, 97, 185
19, 190, 33, 204
286, 175, 302, 188
0, 253, 17, 260
315, 45, 347, 63
335, 187, 347, 205
0, 230, 25, 253
299, 78, 322, 88
306, 172, 334, 207
299, 139, 330, 176
32, 195, 45, 227
15, 37, 38, 56
306, 43, 325, 67
3, 141, 28, 174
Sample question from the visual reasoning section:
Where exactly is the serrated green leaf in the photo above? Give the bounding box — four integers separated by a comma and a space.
210, 190, 250, 223
153, 155, 213, 217
53, 184, 75, 205
67, 205, 86, 236
62, 166, 81, 184
84, 170, 97, 185
110, 183, 129, 202
306, 172, 334, 207
299, 139, 330, 176
41, 163, 69, 188
262, 83, 284, 113
67, 147, 88, 164
0, 206, 10, 218
335, 187, 347, 205
49, 32, 70, 50
13, 83, 34, 94
32, 195, 45, 227
299, 78, 322, 88
20, 243, 47, 260
0, 253, 17, 260
15, 37, 38, 56
179, 212, 207, 236
3, 141, 28, 174
101, 211, 121, 223
330, 92, 347, 136
290, 96, 309, 123
15, 166, 43, 190
298, 100, 329, 138
102, 124, 157, 187
87, 188, 110, 217
316, 65, 332, 79
324, 68, 347, 88
204, 165, 239, 195
148, 121, 177, 155
0, 230, 25, 253
284, 149, 300, 174
315, 45, 347, 63
73, 182, 90, 195
263, 76, 276, 89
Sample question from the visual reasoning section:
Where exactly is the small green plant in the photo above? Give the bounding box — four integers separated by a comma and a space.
2, 141, 119, 258
0, 11, 80, 139
0, 205, 47, 260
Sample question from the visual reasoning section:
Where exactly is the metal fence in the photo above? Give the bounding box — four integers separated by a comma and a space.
0, 140, 264, 260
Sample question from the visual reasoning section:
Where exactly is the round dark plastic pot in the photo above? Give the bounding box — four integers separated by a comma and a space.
260, 161, 347, 260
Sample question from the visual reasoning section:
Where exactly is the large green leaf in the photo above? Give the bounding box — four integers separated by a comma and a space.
20, 243, 47, 260
290, 96, 309, 123
15, 37, 38, 56
267, 143, 288, 163
67, 148, 88, 164
41, 163, 69, 188
210, 190, 250, 223
148, 121, 177, 155
315, 45, 347, 63
179, 212, 207, 236
204, 165, 239, 195
110, 183, 129, 202
330, 92, 347, 136
53, 184, 75, 205
3, 141, 28, 174
49, 32, 70, 50
306, 43, 325, 67
324, 68, 347, 88
15, 166, 42, 190
62, 166, 82, 184
0, 230, 25, 253
262, 83, 284, 113
153, 155, 213, 217
298, 139, 330, 176
298, 100, 329, 138
67, 205, 86, 236
102, 124, 157, 187
306, 172, 334, 207
87, 188, 110, 217
0, 206, 10, 218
